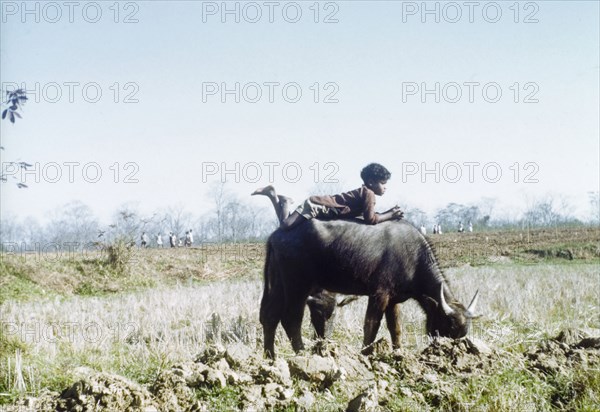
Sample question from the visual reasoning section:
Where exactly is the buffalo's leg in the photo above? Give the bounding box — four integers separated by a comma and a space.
260, 286, 283, 359
281, 296, 307, 353
262, 322, 277, 359
363, 296, 388, 347
260, 304, 279, 359
385, 303, 402, 348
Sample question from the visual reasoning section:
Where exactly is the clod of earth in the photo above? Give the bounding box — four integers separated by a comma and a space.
526, 329, 600, 375
4, 330, 599, 411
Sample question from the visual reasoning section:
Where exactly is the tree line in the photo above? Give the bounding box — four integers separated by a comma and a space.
2, 186, 598, 251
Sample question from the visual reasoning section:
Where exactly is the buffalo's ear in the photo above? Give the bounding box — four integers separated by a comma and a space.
422, 295, 438, 310
337, 295, 360, 307
465, 311, 483, 319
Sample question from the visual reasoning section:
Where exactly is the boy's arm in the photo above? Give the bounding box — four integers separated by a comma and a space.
362, 190, 404, 224
362, 190, 379, 224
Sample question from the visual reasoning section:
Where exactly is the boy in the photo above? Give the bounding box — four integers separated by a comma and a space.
252, 163, 403, 230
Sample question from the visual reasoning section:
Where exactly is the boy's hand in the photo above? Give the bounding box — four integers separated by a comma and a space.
391, 206, 404, 220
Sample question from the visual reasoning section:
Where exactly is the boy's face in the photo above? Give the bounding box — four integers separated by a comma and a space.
368, 180, 387, 196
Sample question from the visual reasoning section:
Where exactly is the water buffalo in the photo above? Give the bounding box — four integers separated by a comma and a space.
259, 219, 479, 358
305, 290, 359, 339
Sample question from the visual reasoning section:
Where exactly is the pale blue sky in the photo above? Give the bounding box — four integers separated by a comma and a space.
1, 1, 598, 223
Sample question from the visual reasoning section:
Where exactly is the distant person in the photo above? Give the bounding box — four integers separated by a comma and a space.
420, 224, 427, 235
458, 221, 464, 233
156, 233, 163, 248
433, 224, 438, 234
437, 223, 443, 234
184, 230, 192, 247
468, 221, 473, 233
141, 232, 149, 248
188, 229, 194, 246
169, 232, 176, 248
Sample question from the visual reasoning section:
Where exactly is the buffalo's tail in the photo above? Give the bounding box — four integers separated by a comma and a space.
263, 241, 271, 293
260, 239, 282, 357
260, 239, 282, 325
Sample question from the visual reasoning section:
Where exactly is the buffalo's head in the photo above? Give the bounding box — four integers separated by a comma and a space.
306, 290, 338, 339
307, 291, 360, 339
425, 286, 479, 339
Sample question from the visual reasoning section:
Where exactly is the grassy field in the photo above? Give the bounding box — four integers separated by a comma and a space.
0, 226, 598, 410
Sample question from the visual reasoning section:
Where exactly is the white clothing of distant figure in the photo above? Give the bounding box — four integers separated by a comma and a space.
184, 231, 192, 247
141, 232, 149, 248
468, 221, 473, 232
458, 221, 464, 233
156, 234, 163, 247
437, 224, 443, 234
420, 225, 427, 235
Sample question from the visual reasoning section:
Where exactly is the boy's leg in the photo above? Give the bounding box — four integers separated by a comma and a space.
252, 185, 283, 222
252, 185, 294, 224
281, 211, 306, 230
278, 195, 294, 220
251, 185, 276, 197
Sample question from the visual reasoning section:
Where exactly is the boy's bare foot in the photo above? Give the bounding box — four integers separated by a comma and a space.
251, 185, 276, 197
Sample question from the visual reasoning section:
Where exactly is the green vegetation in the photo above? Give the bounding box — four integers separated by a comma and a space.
0, 227, 597, 305
0, 242, 264, 304
0, 227, 598, 410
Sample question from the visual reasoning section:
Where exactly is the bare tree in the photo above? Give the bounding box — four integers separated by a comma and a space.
555, 195, 577, 225
209, 182, 231, 242
402, 207, 428, 227
46, 201, 100, 247
198, 191, 276, 241
21, 216, 44, 245
477, 197, 496, 228
223, 200, 241, 242
435, 203, 482, 231
162, 204, 193, 241
0, 213, 22, 246
223, 199, 261, 242
104, 204, 142, 245
521, 195, 583, 229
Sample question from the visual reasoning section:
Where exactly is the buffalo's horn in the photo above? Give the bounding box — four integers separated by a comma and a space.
440, 285, 455, 315
465, 290, 480, 318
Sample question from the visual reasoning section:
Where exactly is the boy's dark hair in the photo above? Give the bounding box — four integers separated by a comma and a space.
360, 163, 391, 183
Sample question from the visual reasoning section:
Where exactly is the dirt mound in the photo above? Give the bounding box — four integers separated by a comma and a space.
6, 331, 599, 411
526, 329, 600, 375
10, 373, 158, 412
57, 373, 156, 412
524, 329, 600, 409
150, 365, 202, 411
419, 337, 497, 374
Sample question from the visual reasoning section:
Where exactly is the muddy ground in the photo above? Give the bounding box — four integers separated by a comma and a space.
5, 329, 598, 411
